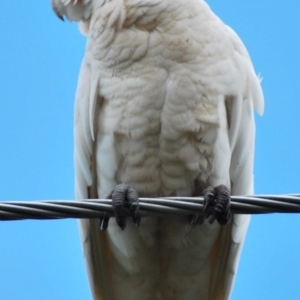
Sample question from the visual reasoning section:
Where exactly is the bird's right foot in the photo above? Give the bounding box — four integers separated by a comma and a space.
110, 183, 140, 230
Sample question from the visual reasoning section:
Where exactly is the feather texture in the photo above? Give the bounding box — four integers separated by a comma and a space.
53, 0, 264, 299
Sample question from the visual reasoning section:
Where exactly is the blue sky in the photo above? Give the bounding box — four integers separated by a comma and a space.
0, 1, 300, 299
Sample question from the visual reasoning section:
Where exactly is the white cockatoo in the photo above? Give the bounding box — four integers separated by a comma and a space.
52, 0, 264, 299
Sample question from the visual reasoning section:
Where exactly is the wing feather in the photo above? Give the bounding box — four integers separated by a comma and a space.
74, 57, 115, 300
220, 26, 264, 299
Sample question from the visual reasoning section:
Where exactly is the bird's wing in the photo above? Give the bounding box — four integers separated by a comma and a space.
216, 25, 264, 299
74, 56, 116, 300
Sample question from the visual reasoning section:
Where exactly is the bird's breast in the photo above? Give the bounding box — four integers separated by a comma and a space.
97, 62, 220, 198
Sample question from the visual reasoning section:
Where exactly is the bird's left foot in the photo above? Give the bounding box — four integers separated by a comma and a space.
203, 185, 231, 225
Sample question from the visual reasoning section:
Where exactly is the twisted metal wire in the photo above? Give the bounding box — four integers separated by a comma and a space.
1, 194, 300, 221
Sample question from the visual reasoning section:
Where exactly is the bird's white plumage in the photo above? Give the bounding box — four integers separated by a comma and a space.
52, 0, 264, 299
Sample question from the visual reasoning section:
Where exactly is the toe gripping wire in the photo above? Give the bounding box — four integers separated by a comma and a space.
0, 194, 300, 221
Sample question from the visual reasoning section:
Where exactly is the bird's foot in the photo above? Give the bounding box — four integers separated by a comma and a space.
110, 183, 140, 230
99, 184, 140, 231
203, 185, 231, 225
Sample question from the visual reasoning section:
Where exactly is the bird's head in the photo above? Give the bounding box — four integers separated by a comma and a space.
51, 0, 93, 22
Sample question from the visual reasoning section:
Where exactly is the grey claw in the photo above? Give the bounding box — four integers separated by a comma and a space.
130, 196, 141, 227
99, 212, 110, 230
208, 215, 216, 224
189, 215, 199, 225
